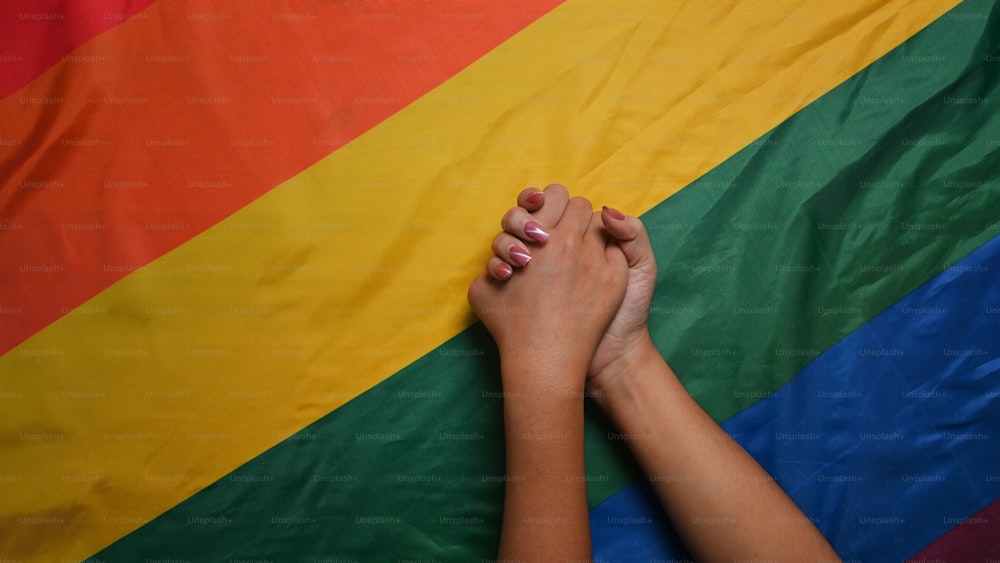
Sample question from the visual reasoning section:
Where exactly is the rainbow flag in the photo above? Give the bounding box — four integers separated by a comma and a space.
2, 1, 998, 560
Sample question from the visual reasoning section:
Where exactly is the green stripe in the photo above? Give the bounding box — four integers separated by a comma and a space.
97, 1, 1000, 560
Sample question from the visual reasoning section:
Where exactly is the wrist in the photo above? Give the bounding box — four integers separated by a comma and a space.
499, 345, 590, 396
589, 333, 663, 411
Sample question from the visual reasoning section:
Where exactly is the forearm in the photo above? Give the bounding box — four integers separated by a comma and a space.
497, 360, 592, 563
593, 338, 839, 563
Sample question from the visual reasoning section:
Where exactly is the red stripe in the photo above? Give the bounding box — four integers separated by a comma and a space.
906, 498, 1000, 562
0, 0, 562, 356
0, 0, 158, 99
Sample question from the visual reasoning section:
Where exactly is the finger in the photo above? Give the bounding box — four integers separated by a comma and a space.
467, 272, 488, 311
605, 239, 629, 269
555, 196, 594, 235
491, 232, 534, 268
531, 183, 570, 227
501, 206, 551, 243
486, 256, 514, 281
586, 210, 608, 244
516, 187, 545, 212
601, 206, 656, 271
598, 220, 628, 268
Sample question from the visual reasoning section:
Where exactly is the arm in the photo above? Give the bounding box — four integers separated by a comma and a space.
496, 358, 591, 562
486, 196, 838, 561
591, 334, 840, 563
468, 188, 629, 562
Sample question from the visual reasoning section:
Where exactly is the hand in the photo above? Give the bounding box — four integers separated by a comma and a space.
482, 186, 659, 395
480, 184, 569, 282
586, 205, 658, 394
468, 193, 628, 392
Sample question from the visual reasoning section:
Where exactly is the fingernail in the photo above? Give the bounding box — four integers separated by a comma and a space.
524, 220, 550, 242
496, 262, 513, 279
508, 246, 532, 267
526, 191, 544, 205
603, 206, 625, 221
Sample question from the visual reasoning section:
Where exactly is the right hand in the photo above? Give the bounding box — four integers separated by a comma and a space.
586, 205, 658, 394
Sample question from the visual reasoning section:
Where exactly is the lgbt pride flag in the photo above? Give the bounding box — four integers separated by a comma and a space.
1, 1, 998, 561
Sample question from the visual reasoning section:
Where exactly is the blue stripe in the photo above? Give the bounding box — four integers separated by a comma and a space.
588, 481, 687, 561
590, 233, 1000, 562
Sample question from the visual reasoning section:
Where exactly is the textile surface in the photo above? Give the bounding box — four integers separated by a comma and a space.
1, 1, 998, 561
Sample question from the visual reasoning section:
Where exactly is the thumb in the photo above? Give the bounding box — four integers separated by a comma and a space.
601, 206, 655, 270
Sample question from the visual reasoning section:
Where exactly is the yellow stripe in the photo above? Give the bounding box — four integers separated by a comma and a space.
0, 1, 958, 560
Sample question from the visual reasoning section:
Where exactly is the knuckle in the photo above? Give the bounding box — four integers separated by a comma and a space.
467, 279, 481, 306
500, 208, 516, 229
501, 207, 528, 231
568, 196, 593, 211
491, 232, 507, 251
544, 183, 568, 198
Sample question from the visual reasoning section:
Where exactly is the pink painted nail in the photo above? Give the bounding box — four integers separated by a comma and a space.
508, 246, 532, 267
524, 220, 550, 243
526, 191, 544, 206
495, 262, 513, 279
603, 206, 625, 221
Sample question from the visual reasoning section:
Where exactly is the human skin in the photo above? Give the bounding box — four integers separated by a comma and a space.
478, 185, 840, 562
468, 191, 628, 562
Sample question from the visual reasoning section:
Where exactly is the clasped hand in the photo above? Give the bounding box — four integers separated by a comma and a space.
468, 184, 657, 394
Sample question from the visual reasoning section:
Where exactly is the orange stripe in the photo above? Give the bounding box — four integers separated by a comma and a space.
0, 0, 562, 356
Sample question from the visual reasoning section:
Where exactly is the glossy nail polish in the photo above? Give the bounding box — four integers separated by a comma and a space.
495, 262, 513, 279
508, 246, 532, 267
526, 191, 544, 205
524, 220, 550, 243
